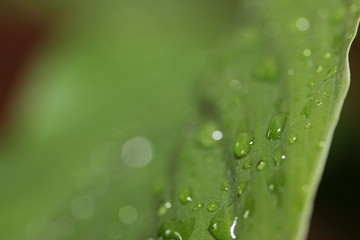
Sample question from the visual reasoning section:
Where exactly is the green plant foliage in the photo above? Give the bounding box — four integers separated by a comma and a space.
0, 0, 358, 240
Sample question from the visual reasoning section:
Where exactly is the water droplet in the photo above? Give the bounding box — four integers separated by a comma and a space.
256, 161, 266, 171
273, 150, 286, 166
158, 201, 172, 216
315, 98, 323, 106
193, 203, 204, 212
266, 112, 288, 140
221, 181, 230, 192
119, 205, 137, 224
71, 195, 96, 220
289, 136, 297, 144
208, 205, 238, 240
324, 66, 338, 81
207, 202, 219, 212
268, 184, 275, 191
237, 182, 248, 196
242, 162, 251, 169
253, 57, 278, 83
303, 49, 311, 57
323, 52, 331, 59
243, 209, 251, 219
305, 121, 312, 128
158, 218, 195, 240
196, 122, 221, 148
315, 65, 323, 73
234, 131, 255, 159
296, 17, 310, 31
302, 100, 313, 119
122, 136, 153, 168
179, 189, 193, 204
318, 141, 326, 149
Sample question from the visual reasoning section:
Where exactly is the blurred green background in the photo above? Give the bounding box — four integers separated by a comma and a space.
0, 1, 358, 239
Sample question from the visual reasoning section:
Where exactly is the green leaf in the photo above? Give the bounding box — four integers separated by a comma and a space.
157, 1, 360, 240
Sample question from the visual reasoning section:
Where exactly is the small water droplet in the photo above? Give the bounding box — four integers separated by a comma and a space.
296, 17, 310, 31
237, 182, 248, 196
318, 141, 326, 148
347, 31, 355, 40
158, 218, 195, 240
303, 49, 311, 57
234, 131, 255, 159
242, 162, 251, 169
253, 57, 278, 83
324, 66, 338, 81
268, 184, 275, 191
289, 135, 297, 144
315, 65, 323, 73
305, 121, 312, 129
158, 201, 172, 216
323, 52, 331, 59
221, 181, 230, 192
207, 202, 219, 212
243, 209, 251, 219
179, 189, 193, 204
257, 161, 266, 171
208, 205, 238, 240
315, 98, 323, 106
273, 150, 286, 166
196, 122, 221, 148
193, 203, 204, 212
266, 112, 288, 140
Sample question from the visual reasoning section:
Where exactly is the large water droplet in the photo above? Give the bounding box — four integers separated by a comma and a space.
207, 202, 219, 212
234, 131, 255, 158
266, 112, 288, 140
179, 189, 193, 205
324, 66, 338, 81
253, 57, 278, 83
208, 205, 238, 240
158, 218, 195, 240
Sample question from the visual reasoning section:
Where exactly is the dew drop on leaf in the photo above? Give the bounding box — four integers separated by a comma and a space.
242, 162, 251, 169
158, 218, 195, 240
324, 66, 338, 81
256, 160, 266, 171
207, 202, 219, 212
234, 131, 255, 158
273, 150, 286, 166
193, 203, 204, 212
196, 122, 221, 148
237, 182, 248, 197
208, 205, 238, 240
303, 49, 311, 57
179, 189, 193, 205
323, 52, 331, 59
266, 112, 288, 140
158, 201, 172, 216
315, 65, 323, 73
296, 17, 310, 31
289, 135, 297, 144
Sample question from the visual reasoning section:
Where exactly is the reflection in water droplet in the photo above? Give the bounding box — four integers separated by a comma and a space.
289, 136, 297, 144
158, 218, 195, 240
180, 189, 193, 204
193, 203, 204, 212
324, 66, 338, 81
242, 162, 251, 169
296, 17, 310, 31
121, 136, 153, 168
266, 112, 288, 140
71, 195, 96, 220
208, 205, 238, 240
273, 150, 286, 166
119, 205, 137, 224
234, 131, 255, 159
207, 202, 219, 212
158, 201, 172, 216
257, 161, 266, 171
